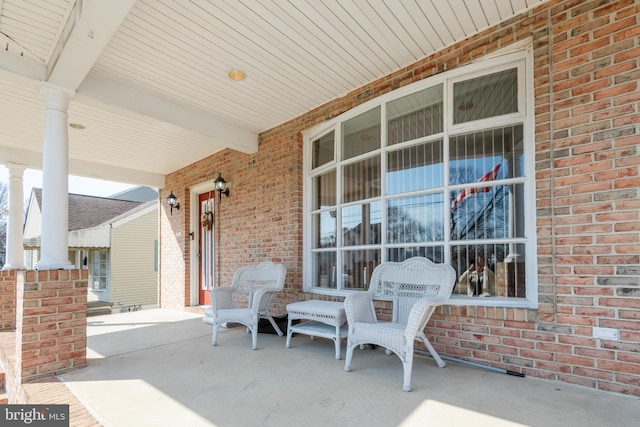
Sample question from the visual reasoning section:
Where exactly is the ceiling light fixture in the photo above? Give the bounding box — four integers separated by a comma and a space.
228, 69, 246, 81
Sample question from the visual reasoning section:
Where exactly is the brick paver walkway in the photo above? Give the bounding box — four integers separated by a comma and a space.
0, 330, 101, 426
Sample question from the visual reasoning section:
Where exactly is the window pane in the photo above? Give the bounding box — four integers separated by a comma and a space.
342, 249, 380, 290
312, 131, 334, 169
450, 125, 523, 186
451, 243, 526, 298
388, 194, 444, 243
313, 252, 337, 289
387, 84, 443, 145
387, 246, 444, 263
342, 202, 381, 246
343, 156, 381, 203
387, 139, 444, 194
450, 184, 525, 241
342, 107, 381, 160
312, 170, 336, 210
312, 211, 336, 248
453, 68, 518, 124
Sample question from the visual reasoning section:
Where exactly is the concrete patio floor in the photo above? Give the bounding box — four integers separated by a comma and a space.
59, 309, 640, 427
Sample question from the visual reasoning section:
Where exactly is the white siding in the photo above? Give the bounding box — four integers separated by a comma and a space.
109, 208, 158, 309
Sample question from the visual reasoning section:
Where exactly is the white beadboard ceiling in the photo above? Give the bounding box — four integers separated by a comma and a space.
0, 0, 548, 188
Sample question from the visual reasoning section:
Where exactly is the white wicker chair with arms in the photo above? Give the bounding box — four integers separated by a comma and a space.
343, 257, 456, 391
210, 261, 287, 350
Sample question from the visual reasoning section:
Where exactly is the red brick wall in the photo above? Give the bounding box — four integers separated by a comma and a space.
16, 269, 88, 382
0, 270, 17, 329
162, 0, 640, 396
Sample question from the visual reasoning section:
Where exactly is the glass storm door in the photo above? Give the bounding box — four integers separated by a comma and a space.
199, 192, 215, 305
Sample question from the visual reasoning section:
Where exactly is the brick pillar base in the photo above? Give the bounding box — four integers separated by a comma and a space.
0, 270, 17, 330
15, 269, 88, 382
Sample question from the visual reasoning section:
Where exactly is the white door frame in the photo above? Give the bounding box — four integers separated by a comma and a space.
189, 181, 217, 306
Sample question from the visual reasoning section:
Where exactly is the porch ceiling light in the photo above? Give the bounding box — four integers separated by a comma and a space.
167, 190, 180, 215
228, 69, 246, 81
214, 173, 230, 200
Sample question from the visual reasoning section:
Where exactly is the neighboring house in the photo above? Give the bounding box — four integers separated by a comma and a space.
23, 187, 158, 312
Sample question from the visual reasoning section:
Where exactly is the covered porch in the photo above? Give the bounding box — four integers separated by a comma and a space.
3, 308, 639, 426
1, 0, 640, 415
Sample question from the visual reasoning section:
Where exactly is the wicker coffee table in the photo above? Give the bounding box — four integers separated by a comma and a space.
285, 300, 348, 360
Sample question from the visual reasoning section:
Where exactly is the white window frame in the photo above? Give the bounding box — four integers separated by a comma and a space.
303, 47, 537, 308
90, 249, 109, 291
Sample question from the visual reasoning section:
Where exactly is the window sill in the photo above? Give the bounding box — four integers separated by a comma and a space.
446, 294, 536, 309
306, 287, 537, 309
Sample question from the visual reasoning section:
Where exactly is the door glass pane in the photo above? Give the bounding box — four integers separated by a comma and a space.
387, 84, 443, 145
342, 156, 381, 203
312, 211, 336, 248
312, 131, 334, 169
342, 249, 380, 290
342, 107, 381, 160
313, 252, 337, 289
342, 202, 381, 246
312, 170, 336, 210
453, 68, 518, 124
388, 194, 444, 243
449, 124, 523, 186
451, 243, 526, 298
387, 139, 444, 194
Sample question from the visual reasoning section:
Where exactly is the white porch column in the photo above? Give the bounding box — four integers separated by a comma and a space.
36, 85, 73, 270
2, 163, 26, 270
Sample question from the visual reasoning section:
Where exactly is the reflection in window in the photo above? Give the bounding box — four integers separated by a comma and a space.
342, 107, 381, 160
387, 194, 444, 243
451, 184, 525, 241
451, 243, 526, 298
312, 171, 336, 210
387, 139, 444, 194
314, 252, 337, 289
388, 85, 443, 145
453, 68, 517, 124
342, 249, 380, 290
388, 246, 444, 263
450, 125, 523, 186
312, 211, 336, 248
342, 156, 380, 203
342, 202, 381, 246
312, 131, 335, 169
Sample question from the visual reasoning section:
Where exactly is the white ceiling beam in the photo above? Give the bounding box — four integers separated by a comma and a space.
0, 51, 46, 89
68, 157, 165, 189
0, 145, 165, 188
47, 0, 137, 91
76, 73, 259, 154
0, 146, 42, 170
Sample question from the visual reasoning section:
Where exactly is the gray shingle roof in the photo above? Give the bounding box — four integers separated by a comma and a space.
32, 188, 145, 231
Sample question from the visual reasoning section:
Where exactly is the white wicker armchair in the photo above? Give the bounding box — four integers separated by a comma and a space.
343, 257, 456, 391
210, 262, 287, 350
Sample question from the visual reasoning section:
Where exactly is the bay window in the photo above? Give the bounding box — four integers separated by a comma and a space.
304, 49, 536, 307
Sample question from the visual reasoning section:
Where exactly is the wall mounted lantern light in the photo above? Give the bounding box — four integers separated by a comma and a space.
167, 190, 180, 215
213, 173, 230, 200
213, 173, 230, 287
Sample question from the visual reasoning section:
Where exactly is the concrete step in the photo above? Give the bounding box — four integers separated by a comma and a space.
87, 301, 113, 317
